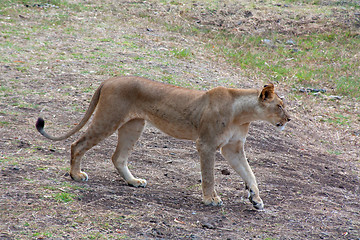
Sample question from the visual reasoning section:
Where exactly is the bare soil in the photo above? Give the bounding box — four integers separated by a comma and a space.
1, 0, 359, 239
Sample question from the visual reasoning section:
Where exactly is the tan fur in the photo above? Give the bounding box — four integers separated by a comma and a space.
36, 76, 291, 209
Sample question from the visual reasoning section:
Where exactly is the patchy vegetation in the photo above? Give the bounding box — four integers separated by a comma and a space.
1, 0, 359, 239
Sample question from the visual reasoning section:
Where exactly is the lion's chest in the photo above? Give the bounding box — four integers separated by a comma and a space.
217, 124, 247, 148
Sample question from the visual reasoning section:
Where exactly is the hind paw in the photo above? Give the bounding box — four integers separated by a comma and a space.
70, 171, 89, 181
203, 196, 223, 206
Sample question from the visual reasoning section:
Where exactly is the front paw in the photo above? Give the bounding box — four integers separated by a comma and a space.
128, 178, 147, 188
248, 190, 264, 210
249, 196, 264, 210
203, 196, 223, 206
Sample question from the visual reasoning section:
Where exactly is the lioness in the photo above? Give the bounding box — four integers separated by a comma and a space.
36, 76, 290, 209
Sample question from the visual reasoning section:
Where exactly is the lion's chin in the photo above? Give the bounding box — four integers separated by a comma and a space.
276, 122, 287, 131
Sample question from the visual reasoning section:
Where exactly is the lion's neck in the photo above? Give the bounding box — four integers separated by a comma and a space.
232, 92, 263, 124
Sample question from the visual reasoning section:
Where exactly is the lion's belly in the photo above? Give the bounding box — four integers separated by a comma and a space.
146, 116, 198, 140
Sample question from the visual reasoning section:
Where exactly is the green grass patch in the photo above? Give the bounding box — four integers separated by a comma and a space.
209, 31, 360, 98
0, 121, 10, 126
285, 0, 360, 8
335, 76, 360, 98
0, 0, 88, 10
327, 149, 342, 156
323, 113, 352, 126
171, 47, 193, 59
53, 192, 77, 203
10, 101, 39, 109
0, 86, 14, 97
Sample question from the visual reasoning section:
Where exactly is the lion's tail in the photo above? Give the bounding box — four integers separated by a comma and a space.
36, 82, 104, 141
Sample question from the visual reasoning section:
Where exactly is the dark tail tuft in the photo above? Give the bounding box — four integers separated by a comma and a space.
36, 117, 45, 132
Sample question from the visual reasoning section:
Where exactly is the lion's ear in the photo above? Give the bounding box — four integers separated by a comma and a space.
259, 83, 275, 102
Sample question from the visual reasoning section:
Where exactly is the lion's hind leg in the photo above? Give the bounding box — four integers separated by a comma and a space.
70, 129, 118, 181
70, 113, 125, 181
112, 119, 147, 187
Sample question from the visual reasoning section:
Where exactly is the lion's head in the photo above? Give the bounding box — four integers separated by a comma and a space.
259, 84, 291, 131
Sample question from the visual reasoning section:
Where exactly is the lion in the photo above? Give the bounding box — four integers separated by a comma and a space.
36, 76, 291, 209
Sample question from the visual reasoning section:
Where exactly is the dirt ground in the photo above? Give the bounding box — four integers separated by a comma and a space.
1, 0, 359, 239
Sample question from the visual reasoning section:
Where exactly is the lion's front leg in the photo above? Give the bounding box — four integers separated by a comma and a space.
196, 140, 223, 206
221, 141, 264, 210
